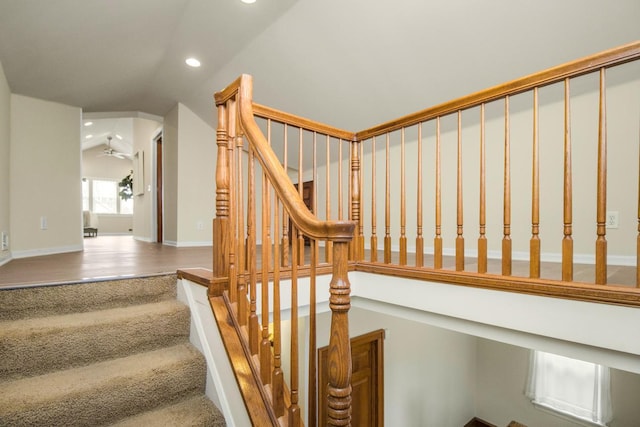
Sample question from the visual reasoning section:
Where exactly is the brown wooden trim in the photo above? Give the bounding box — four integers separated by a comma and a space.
214, 75, 243, 105
355, 262, 640, 307
177, 268, 213, 286
355, 41, 640, 140
209, 295, 279, 427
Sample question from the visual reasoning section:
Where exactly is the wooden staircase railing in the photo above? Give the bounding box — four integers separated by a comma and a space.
352, 40, 640, 305
213, 75, 356, 426
210, 41, 640, 427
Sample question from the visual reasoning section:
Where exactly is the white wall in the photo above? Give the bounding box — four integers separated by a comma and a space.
10, 94, 82, 258
0, 61, 10, 265
176, 103, 216, 246
163, 104, 179, 244
162, 103, 216, 247
132, 117, 161, 242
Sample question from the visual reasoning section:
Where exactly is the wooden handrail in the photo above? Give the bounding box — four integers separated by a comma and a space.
219, 74, 356, 243
355, 41, 640, 140
253, 103, 355, 141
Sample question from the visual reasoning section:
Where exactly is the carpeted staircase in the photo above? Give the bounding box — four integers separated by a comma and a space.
0, 274, 226, 426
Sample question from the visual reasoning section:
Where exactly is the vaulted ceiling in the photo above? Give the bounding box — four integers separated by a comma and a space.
0, 0, 638, 139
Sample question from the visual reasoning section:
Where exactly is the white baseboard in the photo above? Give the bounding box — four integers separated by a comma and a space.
164, 240, 213, 248
364, 242, 636, 266
133, 236, 154, 243
0, 253, 12, 267
11, 244, 83, 259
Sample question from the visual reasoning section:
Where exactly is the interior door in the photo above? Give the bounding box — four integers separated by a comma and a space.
318, 329, 384, 426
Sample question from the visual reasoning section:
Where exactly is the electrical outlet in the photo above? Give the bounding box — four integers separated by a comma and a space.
606, 211, 619, 229
40, 216, 48, 230
1, 231, 8, 251
197, 221, 204, 230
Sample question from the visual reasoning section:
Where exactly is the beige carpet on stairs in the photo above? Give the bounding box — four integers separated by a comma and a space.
0, 274, 226, 426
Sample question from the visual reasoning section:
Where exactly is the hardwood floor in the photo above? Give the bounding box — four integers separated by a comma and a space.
0, 236, 213, 289
1, 235, 635, 289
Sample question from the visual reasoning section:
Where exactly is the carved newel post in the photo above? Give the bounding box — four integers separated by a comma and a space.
327, 240, 352, 426
212, 102, 230, 296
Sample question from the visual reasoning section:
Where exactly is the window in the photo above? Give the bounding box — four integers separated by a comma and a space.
526, 350, 612, 426
82, 178, 133, 215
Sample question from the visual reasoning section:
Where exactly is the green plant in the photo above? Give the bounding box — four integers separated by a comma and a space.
119, 170, 133, 200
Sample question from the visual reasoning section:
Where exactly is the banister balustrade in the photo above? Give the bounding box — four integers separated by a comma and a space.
211, 41, 640, 426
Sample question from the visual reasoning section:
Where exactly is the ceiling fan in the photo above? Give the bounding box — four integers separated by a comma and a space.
99, 136, 128, 159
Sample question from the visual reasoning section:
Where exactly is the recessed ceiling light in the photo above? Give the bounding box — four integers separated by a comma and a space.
241, 0, 256, 3
85, 134, 93, 139
115, 134, 123, 140
84, 121, 93, 127
185, 57, 201, 67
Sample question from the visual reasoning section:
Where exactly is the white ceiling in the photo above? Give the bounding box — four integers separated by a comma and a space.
0, 0, 638, 144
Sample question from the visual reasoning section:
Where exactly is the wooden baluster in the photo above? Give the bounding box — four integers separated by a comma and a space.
371, 137, 378, 262
562, 79, 574, 282
456, 111, 465, 271
637, 119, 640, 288
434, 117, 443, 269
530, 88, 541, 278
236, 128, 247, 324
308, 132, 318, 427
326, 136, 333, 263
308, 237, 318, 427
228, 99, 238, 304
272, 197, 284, 417
348, 142, 352, 259
298, 128, 305, 266
289, 226, 300, 426
478, 104, 487, 274
213, 101, 230, 289
259, 178, 272, 383
339, 139, 344, 222
400, 128, 407, 265
384, 133, 392, 264
595, 68, 608, 285
327, 241, 352, 427
282, 124, 290, 267
248, 147, 259, 354
350, 139, 362, 261
502, 97, 512, 276
416, 123, 424, 267
359, 141, 365, 258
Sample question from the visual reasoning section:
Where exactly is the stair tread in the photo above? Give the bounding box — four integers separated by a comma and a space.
0, 299, 188, 333
110, 395, 226, 426
0, 274, 177, 321
0, 343, 205, 421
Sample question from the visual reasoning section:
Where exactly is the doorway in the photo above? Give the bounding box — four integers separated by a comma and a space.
318, 329, 385, 426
